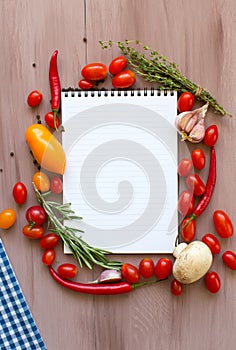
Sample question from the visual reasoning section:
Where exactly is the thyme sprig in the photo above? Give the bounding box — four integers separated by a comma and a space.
33, 183, 122, 270
100, 40, 231, 117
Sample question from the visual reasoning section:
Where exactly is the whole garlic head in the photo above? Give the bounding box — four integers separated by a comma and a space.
176, 103, 209, 143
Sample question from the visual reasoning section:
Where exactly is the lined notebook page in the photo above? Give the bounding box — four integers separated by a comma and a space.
61, 90, 178, 253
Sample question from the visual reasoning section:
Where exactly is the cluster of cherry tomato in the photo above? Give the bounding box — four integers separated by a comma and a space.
120, 258, 182, 296
27, 90, 61, 130
176, 92, 236, 294
78, 56, 136, 90
1, 176, 78, 280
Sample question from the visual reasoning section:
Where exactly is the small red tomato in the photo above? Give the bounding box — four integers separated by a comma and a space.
204, 271, 221, 294
213, 210, 234, 238
203, 125, 218, 147
177, 92, 195, 113
27, 90, 43, 107
109, 56, 127, 75
42, 249, 56, 266
50, 176, 63, 194
186, 174, 205, 196
22, 224, 44, 239
12, 182, 27, 204
139, 258, 155, 278
178, 190, 194, 216
171, 279, 183, 296
191, 149, 206, 170
112, 70, 136, 89
81, 63, 107, 81
202, 233, 220, 254
222, 250, 236, 270
78, 79, 93, 90
57, 263, 78, 279
181, 218, 196, 242
177, 158, 193, 177
40, 233, 59, 250
155, 258, 172, 280
44, 112, 60, 129
25, 205, 47, 227
121, 263, 140, 283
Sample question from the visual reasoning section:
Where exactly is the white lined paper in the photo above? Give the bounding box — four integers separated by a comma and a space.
62, 90, 178, 253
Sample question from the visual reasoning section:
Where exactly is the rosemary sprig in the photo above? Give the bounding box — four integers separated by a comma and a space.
32, 183, 123, 270
99, 40, 231, 117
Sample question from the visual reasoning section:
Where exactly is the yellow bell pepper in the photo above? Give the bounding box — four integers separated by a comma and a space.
25, 124, 66, 175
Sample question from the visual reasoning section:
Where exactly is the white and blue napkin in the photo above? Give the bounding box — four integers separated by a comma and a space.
0, 239, 47, 350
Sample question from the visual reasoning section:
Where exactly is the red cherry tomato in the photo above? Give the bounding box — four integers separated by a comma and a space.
112, 70, 136, 89
22, 224, 44, 239
42, 249, 56, 266
12, 182, 27, 204
177, 158, 193, 177
44, 112, 60, 129
186, 174, 205, 196
204, 271, 221, 293
139, 258, 155, 278
177, 92, 195, 113
191, 149, 206, 170
81, 63, 107, 81
203, 125, 218, 147
178, 190, 194, 216
57, 263, 78, 279
25, 205, 47, 227
181, 218, 196, 242
222, 251, 236, 270
121, 263, 140, 283
109, 56, 127, 75
155, 258, 172, 280
27, 90, 43, 107
40, 233, 59, 250
213, 210, 234, 238
50, 176, 63, 194
78, 79, 93, 90
171, 279, 183, 296
202, 233, 220, 254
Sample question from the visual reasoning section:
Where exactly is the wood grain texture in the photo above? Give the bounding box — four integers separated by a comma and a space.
1, 0, 236, 349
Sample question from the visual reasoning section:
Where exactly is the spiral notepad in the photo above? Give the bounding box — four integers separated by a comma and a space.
61, 89, 178, 254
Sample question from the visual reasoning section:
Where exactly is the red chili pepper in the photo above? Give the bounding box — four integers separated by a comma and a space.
49, 266, 133, 295
192, 147, 216, 218
49, 50, 61, 129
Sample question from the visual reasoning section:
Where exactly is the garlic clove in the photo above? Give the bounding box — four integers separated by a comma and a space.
91, 269, 122, 284
176, 111, 195, 132
185, 113, 198, 133
197, 102, 209, 119
187, 118, 206, 143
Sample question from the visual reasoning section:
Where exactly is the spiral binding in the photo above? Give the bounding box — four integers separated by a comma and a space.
62, 88, 175, 98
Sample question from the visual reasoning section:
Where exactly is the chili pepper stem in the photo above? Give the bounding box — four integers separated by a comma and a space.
53, 110, 59, 131
132, 278, 167, 290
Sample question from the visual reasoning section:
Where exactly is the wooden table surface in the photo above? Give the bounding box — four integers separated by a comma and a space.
1, 1, 236, 349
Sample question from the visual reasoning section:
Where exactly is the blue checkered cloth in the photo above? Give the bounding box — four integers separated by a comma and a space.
0, 239, 47, 350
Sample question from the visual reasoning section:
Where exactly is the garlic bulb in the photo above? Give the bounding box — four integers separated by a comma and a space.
176, 103, 209, 143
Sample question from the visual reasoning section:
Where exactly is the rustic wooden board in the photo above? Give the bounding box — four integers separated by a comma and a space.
1, 0, 236, 349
